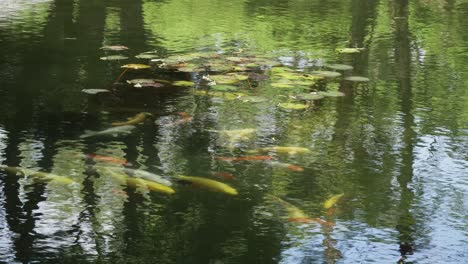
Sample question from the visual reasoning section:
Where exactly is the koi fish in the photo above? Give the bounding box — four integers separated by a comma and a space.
112, 188, 128, 197
177, 175, 238, 195
177, 112, 191, 118
323, 193, 344, 209
127, 177, 175, 194
112, 112, 151, 126
266, 161, 304, 172
216, 155, 273, 162
268, 195, 334, 227
101, 166, 172, 186
0, 166, 75, 185
252, 146, 311, 155
102, 167, 175, 194
212, 172, 236, 180
85, 154, 131, 166
173, 116, 193, 125
80, 125, 135, 138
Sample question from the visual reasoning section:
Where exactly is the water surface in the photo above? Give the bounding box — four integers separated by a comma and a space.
0, 0, 467, 263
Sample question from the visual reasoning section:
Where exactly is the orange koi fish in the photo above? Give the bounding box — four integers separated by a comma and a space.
86, 154, 131, 166
212, 172, 236, 180
216, 155, 273, 162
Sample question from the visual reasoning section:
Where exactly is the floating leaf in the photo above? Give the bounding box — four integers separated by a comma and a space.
271, 82, 295, 88
126, 79, 156, 85
172, 81, 195, 87
318, 91, 345, 97
290, 93, 324, 100
193, 90, 245, 100
134, 83, 164, 88
248, 73, 269, 81
81, 89, 111, 95
121, 64, 151, 70
100, 55, 128, 61
177, 64, 205, 72
211, 85, 239, 92
309, 71, 342, 78
326, 64, 354, 71
100, 45, 129, 51
344, 76, 370, 82
226, 56, 250, 63
278, 103, 309, 110
135, 53, 159, 59
210, 73, 248, 84
239, 96, 268, 103
336, 48, 365, 54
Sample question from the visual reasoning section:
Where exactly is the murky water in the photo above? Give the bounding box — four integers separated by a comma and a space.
0, 0, 467, 263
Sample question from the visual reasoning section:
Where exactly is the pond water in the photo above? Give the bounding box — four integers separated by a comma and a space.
0, 0, 467, 263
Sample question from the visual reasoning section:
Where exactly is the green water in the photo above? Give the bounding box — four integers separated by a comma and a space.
0, 0, 467, 263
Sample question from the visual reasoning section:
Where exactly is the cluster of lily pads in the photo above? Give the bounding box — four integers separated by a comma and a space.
82, 45, 370, 111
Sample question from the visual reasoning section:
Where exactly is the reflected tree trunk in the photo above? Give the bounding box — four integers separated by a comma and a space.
392, 0, 417, 261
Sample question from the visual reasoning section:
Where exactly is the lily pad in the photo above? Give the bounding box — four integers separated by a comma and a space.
121, 64, 151, 70
309, 71, 342, 78
177, 64, 205, 72
100, 45, 129, 51
126, 79, 156, 85
81, 89, 110, 95
278, 103, 309, 110
100, 55, 128, 61
210, 73, 248, 84
271, 82, 295, 88
344, 76, 370, 82
226, 57, 250, 63
134, 83, 164, 88
211, 85, 239, 92
239, 96, 268, 103
135, 53, 160, 59
248, 73, 269, 81
172, 81, 195, 87
326, 64, 354, 71
318, 91, 345, 97
336, 48, 365, 54
290, 93, 324, 100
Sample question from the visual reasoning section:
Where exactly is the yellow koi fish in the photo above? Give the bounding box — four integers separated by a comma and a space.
268, 195, 334, 227
112, 112, 151, 126
252, 146, 311, 155
0, 166, 75, 185
177, 175, 238, 195
127, 178, 175, 195
323, 193, 344, 209
101, 167, 175, 195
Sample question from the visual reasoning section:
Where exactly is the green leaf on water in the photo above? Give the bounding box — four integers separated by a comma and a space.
318, 91, 345, 97
238, 96, 268, 103
326, 64, 354, 71
100, 55, 128, 61
135, 53, 160, 59
309, 71, 342, 78
211, 85, 239, 92
344, 76, 370, 82
173, 81, 195, 87
278, 103, 309, 110
336, 48, 365, 54
210, 73, 248, 84
290, 93, 324, 100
